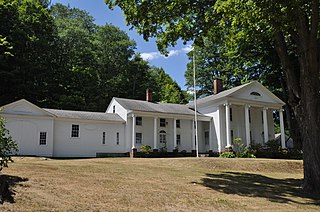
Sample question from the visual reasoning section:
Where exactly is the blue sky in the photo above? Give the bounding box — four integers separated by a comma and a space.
50, 0, 192, 90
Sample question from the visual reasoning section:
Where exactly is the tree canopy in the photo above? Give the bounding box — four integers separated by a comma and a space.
0, 0, 187, 111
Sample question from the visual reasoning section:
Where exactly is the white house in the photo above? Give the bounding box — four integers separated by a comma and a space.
1, 81, 286, 157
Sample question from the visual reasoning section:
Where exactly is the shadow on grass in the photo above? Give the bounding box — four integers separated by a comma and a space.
0, 175, 28, 204
200, 172, 320, 205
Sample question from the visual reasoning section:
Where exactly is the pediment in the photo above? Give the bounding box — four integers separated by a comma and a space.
229, 82, 284, 105
1, 99, 53, 117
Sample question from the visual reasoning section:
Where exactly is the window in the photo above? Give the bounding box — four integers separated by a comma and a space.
71, 124, 79, 138
249, 110, 251, 123
136, 117, 142, 126
230, 108, 233, 122
160, 118, 166, 127
116, 132, 119, 145
231, 130, 234, 142
39, 132, 47, 145
160, 130, 166, 143
205, 131, 209, 145
250, 91, 261, 97
176, 120, 180, 128
176, 134, 181, 145
261, 111, 264, 124
102, 132, 106, 144
136, 133, 142, 144
113, 105, 116, 113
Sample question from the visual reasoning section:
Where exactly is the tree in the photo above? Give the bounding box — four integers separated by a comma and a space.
0, 0, 59, 107
0, 114, 18, 171
106, 0, 320, 193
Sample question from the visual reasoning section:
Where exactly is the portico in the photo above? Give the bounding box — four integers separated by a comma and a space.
222, 101, 286, 149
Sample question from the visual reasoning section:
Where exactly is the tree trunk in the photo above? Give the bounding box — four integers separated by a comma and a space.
273, 23, 320, 193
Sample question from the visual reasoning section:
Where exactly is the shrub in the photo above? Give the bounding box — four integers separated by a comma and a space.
0, 115, 18, 171
140, 145, 152, 154
220, 152, 236, 158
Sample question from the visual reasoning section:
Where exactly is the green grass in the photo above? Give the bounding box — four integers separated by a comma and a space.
0, 157, 319, 211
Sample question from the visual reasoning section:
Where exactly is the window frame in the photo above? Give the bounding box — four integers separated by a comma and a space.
160, 118, 166, 127
113, 105, 116, 113
102, 132, 106, 144
136, 117, 142, 126
71, 124, 80, 138
116, 132, 120, 145
176, 119, 181, 128
39, 132, 47, 145
136, 132, 142, 144
176, 134, 181, 146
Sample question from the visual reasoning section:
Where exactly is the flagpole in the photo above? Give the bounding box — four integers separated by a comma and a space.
193, 50, 199, 158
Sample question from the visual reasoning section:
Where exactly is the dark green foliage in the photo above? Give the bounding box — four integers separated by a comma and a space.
0, 1, 186, 111
220, 152, 236, 158
0, 114, 18, 171
140, 145, 152, 154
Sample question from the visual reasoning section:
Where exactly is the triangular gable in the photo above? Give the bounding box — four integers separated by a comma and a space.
1, 99, 55, 117
229, 82, 285, 105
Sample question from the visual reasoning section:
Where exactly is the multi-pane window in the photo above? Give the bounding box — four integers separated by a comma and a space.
39, 132, 47, 145
136, 117, 142, 126
160, 118, 166, 127
261, 111, 264, 124
102, 132, 106, 144
205, 131, 209, 145
160, 130, 166, 143
113, 105, 116, 113
71, 124, 79, 138
116, 132, 119, 145
249, 110, 251, 123
176, 120, 180, 128
230, 108, 233, 122
136, 133, 142, 144
176, 134, 181, 145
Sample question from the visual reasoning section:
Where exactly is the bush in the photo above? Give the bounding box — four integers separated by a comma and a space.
220, 152, 236, 158
140, 145, 152, 154
0, 114, 18, 171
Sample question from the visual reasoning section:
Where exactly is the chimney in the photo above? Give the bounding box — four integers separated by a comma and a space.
146, 88, 153, 102
214, 79, 223, 95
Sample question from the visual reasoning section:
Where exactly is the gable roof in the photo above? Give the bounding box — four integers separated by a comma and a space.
43, 109, 124, 122
113, 97, 206, 117
1, 99, 55, 117
188, 81, 285, 106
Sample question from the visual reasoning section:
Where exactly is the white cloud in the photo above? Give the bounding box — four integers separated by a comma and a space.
140, 45, 192, 61
140, 52, 162, 61
182, 45, 193, 53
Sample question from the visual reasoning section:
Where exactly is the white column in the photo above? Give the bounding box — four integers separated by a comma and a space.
153, 117, 158, 149
209, 119, 213, 151
225, 103, 231, 147
173, 118, 177, 149
245, 105, 251, 147
132, 115, 136, 148
192, 120, 195, 150
263, 107, 269, 143
279, 109, 286, 149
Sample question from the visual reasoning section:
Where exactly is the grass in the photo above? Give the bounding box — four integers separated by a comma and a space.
0, 157, 319, 211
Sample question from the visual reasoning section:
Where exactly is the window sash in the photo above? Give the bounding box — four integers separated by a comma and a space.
136, 117, 142, 126
136, 133, 142, 144
160, 118, 166, 127
71, 124, 79, 138
176, 134, 181, 145
176, 120, 180, 128
102, 132, 106, 144
116, 132, 119, 145
39, 132, 47, 145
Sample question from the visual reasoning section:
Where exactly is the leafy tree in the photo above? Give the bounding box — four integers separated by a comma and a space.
0, 0, 58, 107
0, 114, 18, 171
106, 0, 320, 193
149, 67, 187, 104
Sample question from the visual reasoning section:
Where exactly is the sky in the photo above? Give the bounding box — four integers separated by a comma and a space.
50, 0, 192, 90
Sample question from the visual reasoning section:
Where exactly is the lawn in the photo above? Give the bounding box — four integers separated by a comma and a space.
0, 157, 319, 211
